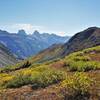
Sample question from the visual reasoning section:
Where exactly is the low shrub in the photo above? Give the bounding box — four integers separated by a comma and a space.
31, 69, 66, 89
5, 71, 33, 88
60, 72, 92, 95
0, 73, 14, 88
0, 61, 31, 73
4, 66, 66, 89
65, 47, 100, 72
66, 60, 100, 72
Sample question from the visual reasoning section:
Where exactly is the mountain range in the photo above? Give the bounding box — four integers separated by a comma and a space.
0, 26, 100, 67
0, 30, 69, 59
31, 27, 100, 63
0, 26, 100, 99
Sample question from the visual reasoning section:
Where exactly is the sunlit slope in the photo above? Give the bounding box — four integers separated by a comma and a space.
0, 46, 100, 100
30, 27, 100, 63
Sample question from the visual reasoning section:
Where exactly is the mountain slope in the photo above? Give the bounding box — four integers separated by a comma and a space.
0, 46, 100, 100
0, 43, 17, 67
29, 44, 63, 63
63, 27, 100, 55
0, 30, 69, 59
31, 27, 100, 63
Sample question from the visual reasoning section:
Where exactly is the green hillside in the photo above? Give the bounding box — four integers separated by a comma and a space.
0, 46, 100, 100
29, 27, 100, 63
64, 46, 100, 71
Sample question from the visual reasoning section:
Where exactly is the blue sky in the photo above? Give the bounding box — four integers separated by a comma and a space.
0, 0, 100, 36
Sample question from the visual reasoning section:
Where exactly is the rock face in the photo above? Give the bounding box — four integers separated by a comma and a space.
17, 30, 27, 36
0, 43, 17, 67
0, 30, 70, 59
63, 27, 100, 55
32, 27, 100, 62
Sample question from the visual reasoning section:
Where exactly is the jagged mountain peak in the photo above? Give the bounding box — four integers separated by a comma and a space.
33, 30, 40, 36
0, 29, 69, 59
17, 29, 27, 36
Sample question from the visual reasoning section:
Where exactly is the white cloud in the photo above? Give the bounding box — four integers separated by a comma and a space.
0, 23, 45, 34
12, 24, 34, 33
0, 23, 68, 36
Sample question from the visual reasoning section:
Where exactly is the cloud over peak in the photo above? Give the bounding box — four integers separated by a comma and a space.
0, 23, 67, 36
0, 23, 45, 34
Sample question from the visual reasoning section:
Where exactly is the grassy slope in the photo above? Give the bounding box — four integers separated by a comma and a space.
25, 27, 100, 64
64, 45, 100, 71
0, 46, 100, 100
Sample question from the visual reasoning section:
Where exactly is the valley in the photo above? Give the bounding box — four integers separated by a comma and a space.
0, 30, 69, 59
0, 27, 100, 100
0, 0, 100, 99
